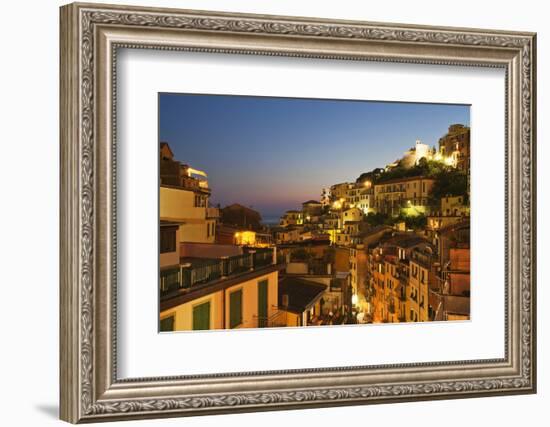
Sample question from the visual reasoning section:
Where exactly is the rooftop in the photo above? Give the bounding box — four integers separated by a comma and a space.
161, 263, 283, 311
278, 277, 327, 314
160, 247, 280, 309
383, 234, 428, 249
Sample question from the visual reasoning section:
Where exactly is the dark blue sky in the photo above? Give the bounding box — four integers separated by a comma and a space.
159, 93, 469, 220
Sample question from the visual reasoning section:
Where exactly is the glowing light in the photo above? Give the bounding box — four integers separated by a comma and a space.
352, 294, 358, 305
364, 180, 371, 188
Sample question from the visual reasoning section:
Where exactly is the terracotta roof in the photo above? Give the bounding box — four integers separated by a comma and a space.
383, 234, 428, 249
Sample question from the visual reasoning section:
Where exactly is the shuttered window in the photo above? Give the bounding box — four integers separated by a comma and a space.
160, 227, 177, 253
160, 315, 175, 332
229, 289, 243, 328
192, 302, 211, 330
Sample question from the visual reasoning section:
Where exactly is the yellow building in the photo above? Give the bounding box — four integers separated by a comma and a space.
374, 176, 435, 216
274, 227, 300, 244
342, 207, 363, 223
160, 185, 217, 244
440, 195, 469, 217
365, 234, 433, 324
427, 195, 469, 235
160, 263, 281, 331
369, 248, 387, 323
349, 245, 368, 312
280, 210, 303, 227
330, 182, 352, 203
383, 256, 400, 323
336, 220, 362, 247
159, 142, 282, 332
407, 248, 434, 322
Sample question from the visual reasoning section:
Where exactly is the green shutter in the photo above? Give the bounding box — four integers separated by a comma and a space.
230, 290, 243, 328
192, 302, 211, 330
258, 280, 268, 327
160, 315, 174, 332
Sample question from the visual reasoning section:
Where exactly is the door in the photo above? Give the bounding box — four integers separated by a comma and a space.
258, 279, 268, 328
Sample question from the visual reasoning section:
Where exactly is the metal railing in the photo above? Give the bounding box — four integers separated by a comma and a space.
253, 250, 274, 268
181, 259, 223, 289
160, 248, 276, 296
254, 310, 288, 328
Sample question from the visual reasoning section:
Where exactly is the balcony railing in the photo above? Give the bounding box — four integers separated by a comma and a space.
253, 310, 288, 328
252, 249, 275, 268
160, 248, 276, 297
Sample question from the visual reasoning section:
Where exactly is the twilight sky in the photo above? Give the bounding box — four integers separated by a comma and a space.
159, 93, 470, 221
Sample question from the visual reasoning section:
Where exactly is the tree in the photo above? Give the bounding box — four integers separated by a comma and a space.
430, 169, 468, 201
365, 212, 390, 226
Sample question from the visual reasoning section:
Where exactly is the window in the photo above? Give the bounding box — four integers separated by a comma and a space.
192, 301, 211, 330
160, 227, 176, 253
229, 289, 243, 328
160, 315, 175, 332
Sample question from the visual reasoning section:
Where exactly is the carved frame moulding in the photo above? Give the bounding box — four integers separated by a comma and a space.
60, 2, 536, 423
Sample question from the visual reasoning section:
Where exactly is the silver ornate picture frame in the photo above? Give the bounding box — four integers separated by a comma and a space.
59, 2, 537, 423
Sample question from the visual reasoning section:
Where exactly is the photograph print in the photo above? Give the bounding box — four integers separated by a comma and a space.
158, 94, 471, 332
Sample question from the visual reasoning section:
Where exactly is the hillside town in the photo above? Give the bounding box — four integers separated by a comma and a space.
159, 124, 470, 331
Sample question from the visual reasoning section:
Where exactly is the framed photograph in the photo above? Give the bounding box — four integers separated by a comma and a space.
60, 2, 537, 423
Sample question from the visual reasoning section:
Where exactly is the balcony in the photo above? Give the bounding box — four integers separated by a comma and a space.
206, 207, 220, 219
160, 248, 277, 297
